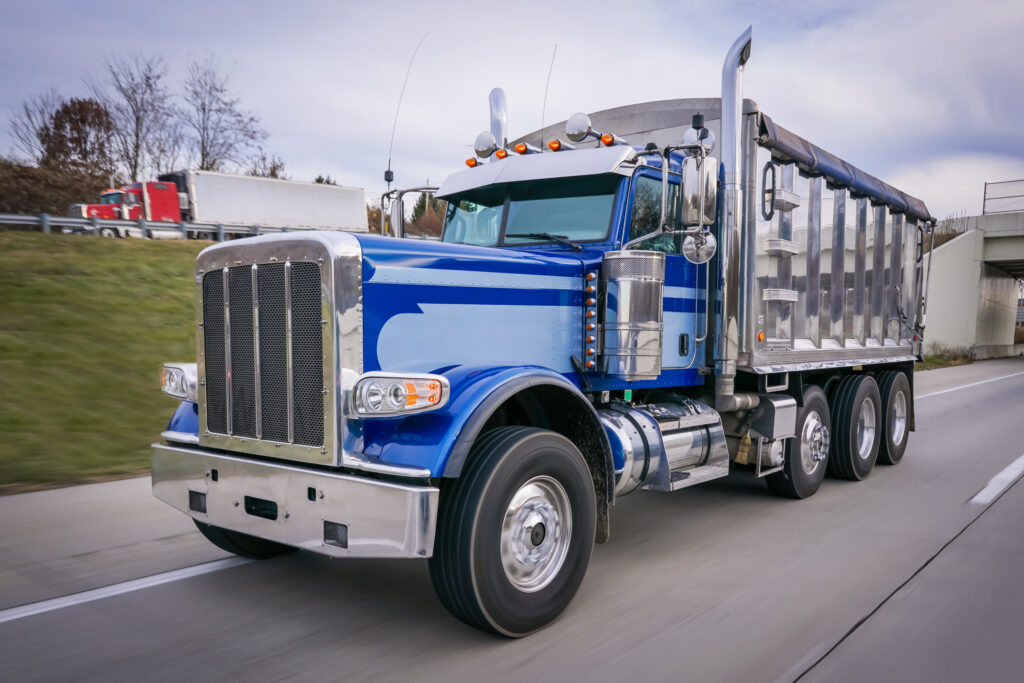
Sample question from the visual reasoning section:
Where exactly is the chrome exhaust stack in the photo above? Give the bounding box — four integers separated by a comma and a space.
715, 26, 755, 413
489, 88, 509, 149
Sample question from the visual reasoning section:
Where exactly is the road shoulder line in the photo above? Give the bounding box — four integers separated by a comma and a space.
970, 454, 1024, 506
0, 556, 250, 625
917, 370, 1024, 399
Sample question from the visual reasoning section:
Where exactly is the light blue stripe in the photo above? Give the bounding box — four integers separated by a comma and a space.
664, 286, 697, 299
369, 266, 579, 291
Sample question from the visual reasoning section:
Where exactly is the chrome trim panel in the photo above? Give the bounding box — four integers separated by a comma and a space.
151, 443, 437, 558
223, 267, 232, 435
284, 260, 294, 444
745, 354, 918, 374
251, 264, 261, 440
195, 232, 363, 467
161, 430, 199, 445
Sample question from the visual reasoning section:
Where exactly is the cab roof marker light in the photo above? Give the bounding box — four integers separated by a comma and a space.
514, 142, 542, 155
547, 138, 575, 152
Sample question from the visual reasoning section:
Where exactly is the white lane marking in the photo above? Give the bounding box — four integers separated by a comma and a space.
970, 454, 1024, 506
0, 556, 251, 625
917, 370, 1024, 399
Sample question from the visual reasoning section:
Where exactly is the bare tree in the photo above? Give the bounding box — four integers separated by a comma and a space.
247, 151, 288, 179
88, 54, 173, 181
181, 54, 266, 172
147, 102, 185, 175
9, 87, 62, 164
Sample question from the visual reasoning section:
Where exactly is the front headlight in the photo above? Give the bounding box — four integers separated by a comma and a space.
161, 363, 198, 402
353, 373, 449, 417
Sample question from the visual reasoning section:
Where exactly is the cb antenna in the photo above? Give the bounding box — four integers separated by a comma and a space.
539, 44, 558, 145
385, 31, 429, 193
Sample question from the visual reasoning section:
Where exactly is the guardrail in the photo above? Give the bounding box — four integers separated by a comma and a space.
0, 212, 296, 241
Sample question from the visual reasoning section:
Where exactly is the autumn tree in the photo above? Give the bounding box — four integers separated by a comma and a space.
8, 87, 62, 164
39, 98, 116, 176
88, 54, 174, 181
181, 54, 266, 172
407, 192, 445, 237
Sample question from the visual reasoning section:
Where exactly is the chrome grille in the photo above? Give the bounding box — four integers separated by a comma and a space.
202, 261, 324, 448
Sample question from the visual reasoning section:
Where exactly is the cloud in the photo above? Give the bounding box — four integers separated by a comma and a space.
2, 0, 1023, 215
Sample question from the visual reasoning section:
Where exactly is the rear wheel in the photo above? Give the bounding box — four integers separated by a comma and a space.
828, 375, 882, 480
193, 520, 297, 559
766, 385, 831, 499
429, 426, 596, 637
98, 227, 119, 237
877, 370, 911, 465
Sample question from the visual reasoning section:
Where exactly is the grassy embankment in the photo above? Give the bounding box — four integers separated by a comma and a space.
0, 232, 207, 493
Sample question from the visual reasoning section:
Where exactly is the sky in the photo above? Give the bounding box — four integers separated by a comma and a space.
2, 0, 1023, 218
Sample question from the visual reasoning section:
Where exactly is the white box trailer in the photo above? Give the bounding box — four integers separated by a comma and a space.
158, 170, 368, 232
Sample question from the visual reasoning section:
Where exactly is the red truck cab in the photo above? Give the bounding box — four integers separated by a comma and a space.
74, 181, 183, 223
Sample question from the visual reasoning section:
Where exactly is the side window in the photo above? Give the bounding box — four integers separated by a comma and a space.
629, 175, 679, 253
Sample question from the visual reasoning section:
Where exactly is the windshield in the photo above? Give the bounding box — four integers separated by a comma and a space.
442, 174, 620, 247
99, 193, 123, 205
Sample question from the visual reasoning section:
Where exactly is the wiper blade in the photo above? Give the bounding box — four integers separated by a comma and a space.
519, 232, 583, 252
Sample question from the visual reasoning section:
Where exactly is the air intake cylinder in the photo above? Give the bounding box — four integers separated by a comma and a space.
601, 250, 665, 381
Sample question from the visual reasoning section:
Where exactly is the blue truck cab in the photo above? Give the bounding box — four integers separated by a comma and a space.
153, 28, 933, 637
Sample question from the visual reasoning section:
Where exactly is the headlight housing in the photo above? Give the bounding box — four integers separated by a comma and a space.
161, 363, 198, 402
353, 373, 449, 417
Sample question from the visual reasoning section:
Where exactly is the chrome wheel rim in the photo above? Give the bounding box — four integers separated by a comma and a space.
857, 397, 877, 460
500, 475, 572, 593
891, 391, 907, 445
800, 410, 830, 475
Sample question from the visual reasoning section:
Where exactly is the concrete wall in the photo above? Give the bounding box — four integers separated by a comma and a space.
924, 226, 1021, 357
923, 231, 983, 353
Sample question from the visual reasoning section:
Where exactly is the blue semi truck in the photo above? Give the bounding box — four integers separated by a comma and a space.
153, 28, 934, 636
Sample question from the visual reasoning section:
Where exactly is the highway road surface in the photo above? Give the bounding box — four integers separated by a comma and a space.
2, 358, 1023, 682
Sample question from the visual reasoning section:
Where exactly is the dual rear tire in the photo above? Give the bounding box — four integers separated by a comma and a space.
767, 370, 911, 497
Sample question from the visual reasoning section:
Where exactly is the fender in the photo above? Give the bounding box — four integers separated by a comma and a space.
361, 365, 614, 504
167, 400, 199, 434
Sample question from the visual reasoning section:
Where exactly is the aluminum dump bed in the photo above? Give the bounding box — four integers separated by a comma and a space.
523, 99, 932, 374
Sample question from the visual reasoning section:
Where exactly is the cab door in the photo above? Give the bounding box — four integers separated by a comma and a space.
624, 172, 700, 371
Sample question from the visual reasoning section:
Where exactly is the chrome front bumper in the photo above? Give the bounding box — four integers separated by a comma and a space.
151, 443, 438, 558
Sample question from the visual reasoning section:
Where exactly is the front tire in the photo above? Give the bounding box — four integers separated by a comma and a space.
429, 426, 596, 637
766, 385, 831, 499
193, 520, 297, 560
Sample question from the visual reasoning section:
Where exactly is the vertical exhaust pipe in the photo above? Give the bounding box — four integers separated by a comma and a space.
715, 26, 754, 413
489, 88, 509, 149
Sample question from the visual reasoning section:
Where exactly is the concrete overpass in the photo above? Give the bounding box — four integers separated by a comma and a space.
925, 211, 1024, 358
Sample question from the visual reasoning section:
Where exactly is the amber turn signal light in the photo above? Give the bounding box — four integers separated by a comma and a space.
465, 158, 478, 168
547, 139, 561, 152
496, 149, 508, 159
514, 143, 528, 154
600, 133, 614, 146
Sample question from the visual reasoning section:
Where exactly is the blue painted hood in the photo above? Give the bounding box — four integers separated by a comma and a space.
355, 234, 587, 375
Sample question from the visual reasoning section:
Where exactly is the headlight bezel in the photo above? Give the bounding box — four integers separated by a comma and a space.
353, 372, 450, 418
162, 363, 198, 402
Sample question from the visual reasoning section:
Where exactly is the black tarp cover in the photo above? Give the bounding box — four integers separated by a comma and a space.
758, 114, 933, 223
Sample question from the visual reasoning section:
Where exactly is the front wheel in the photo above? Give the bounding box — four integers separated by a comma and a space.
429, 427, 596, 637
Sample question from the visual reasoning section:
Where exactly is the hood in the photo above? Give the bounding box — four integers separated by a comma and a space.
355, 234, 587, 375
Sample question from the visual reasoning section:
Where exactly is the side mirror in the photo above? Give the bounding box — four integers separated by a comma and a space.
387, 195, 405, 238
681, 155, 718, 227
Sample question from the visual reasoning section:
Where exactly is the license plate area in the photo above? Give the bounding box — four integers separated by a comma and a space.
244, 495, 278, 520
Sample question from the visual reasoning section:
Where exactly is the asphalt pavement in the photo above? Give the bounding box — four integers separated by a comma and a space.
1, 358, 1022, 682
